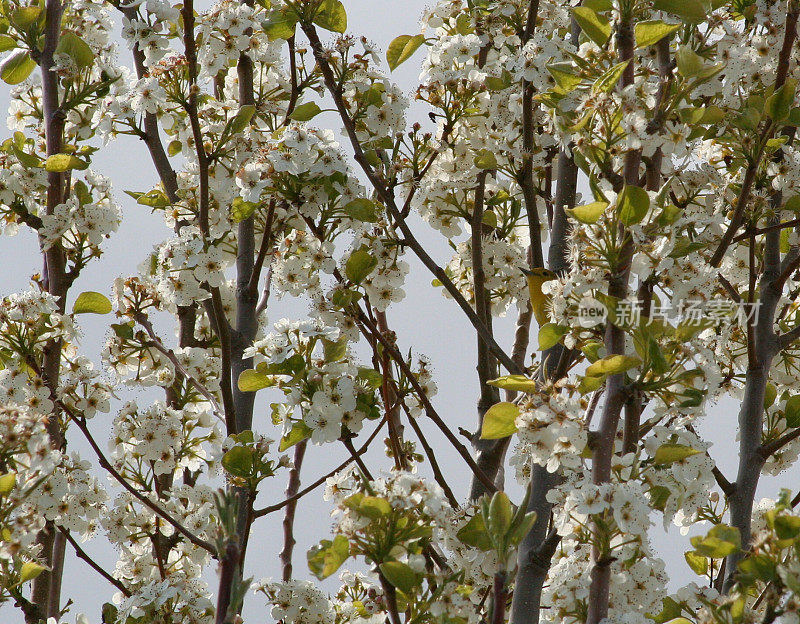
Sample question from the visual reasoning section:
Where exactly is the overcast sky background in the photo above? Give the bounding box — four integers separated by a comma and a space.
1, 1, 798, 622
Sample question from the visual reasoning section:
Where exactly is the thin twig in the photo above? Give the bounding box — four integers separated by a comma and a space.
59, 528, 130, 597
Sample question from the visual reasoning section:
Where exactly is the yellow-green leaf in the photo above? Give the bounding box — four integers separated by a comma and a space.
538, 323, 569, 351
486, 375, 538, 393
222, 446, 254, 478
653, 443, 702, 465
654, 0, 706, 23
313, 0, 347, 33
675, 46, 704, 77
230, 104, 257, 133
289, 101, 322, 122
308, 534, 350, 579
0, 473, 16, 495
457, 513, 493, 551
237, 369, 272, 392
766, 79, 798, 123
262, 8, 298, 40
684, 550, 707, 575
19, 562, 47, 584
10, 6, 41, 30
568, 200, 608, 224
585, 354, 641, 377
345, 248, 377, 284
343, 198, 379, 222
1, 50, 35, 85
56, 31, 94, 68
617, 184, 650, 225
386, 34, 425, 71
480, 402, 519, 439
72, 291, 112, 315
45, 153, 89, 172
474, 149, 497, 170
593, 60, 630, 93
0, 36, 17, 53
634, 20, 681, 48
380, 561, 419, 594
571, 6, 611, 47
279, 421, 312, 452
231, 197, 259, 222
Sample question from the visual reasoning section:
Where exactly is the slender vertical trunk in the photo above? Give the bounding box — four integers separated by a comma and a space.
585, 11, 639, 623
31, 0, 68, 618
280, 440, 307, 582
470, 171, 502, 500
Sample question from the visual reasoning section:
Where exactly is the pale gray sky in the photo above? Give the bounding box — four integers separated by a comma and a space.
1, 1, 797, 622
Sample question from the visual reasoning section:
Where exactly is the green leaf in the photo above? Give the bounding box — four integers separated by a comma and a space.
313, 0, 347, 33
653, 0, 707, 23
343, 198, 379, 222
585, 354, 641, 377
344, 494, 392, 519
785, 195, 800, 212
675, 46, 704, 77
379, 561, 419, 594
167, 140, 182, 156
486, 375, 538, 393
538, 323, 569, 350
18, 562, 46, 585
386, 34, 425, 71
289, 101, 322, 122
222, 446, 254, 478
1, 50, 35, 85
72, 291, 112, 315
230, 104, 256, 133
308, 534, 350, 579
766, 79, 798, 123
593, 60, 630, 93
101, 602, 118, 624
323, 337, 347, 362
634, 20, 681, 48
784, 395, 800, 428
0, 473, 15, 495
0, 36, 18, 53
653, 443, 703, 465
684, 550, 707, 575
345, 248, 378, 284
457, 513, 493, 550
617, 184, 650, 226
237, 369, 272, 392
10, 6, 41, 30
56, 31, 94, 68
279, 421, 312, 452
547, 62, 582, 91
507, 511, 537, 546
473, 149, 498, 170
331, 288, 362, 309
690, 524, 741, 558
357, 367, 383, 390
45, 154, 88, 172
764, 382, 777, 410
487, 490, 513, 540
567, 200, 608, 224
111, 323, 134, 340
262, 8, 298, 40
774, 514, 800, 540
648, 337, 669, 375
480, 402, 519, 439
231, 197, 259, 222
571, 6, 611, 47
